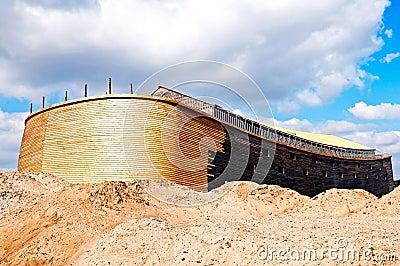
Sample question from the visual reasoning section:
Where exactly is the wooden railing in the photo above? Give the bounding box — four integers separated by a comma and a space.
152, 87, 380, 159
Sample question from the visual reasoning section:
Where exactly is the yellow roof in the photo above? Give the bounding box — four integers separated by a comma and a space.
271, 125, 372, 150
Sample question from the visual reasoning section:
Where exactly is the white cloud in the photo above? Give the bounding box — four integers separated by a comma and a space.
274, 118, 376, 136
374, 131, 400, 146
274, 118, 313, 132
323, 120, 376, 135
296, 89, 323, 106
380, 52, 400, 63
0, 168, 15, 172
0, 0, 390, 110
276, 99, 301, 115
0, 109, 28, 170
348, 101, 400, 120
385, 28, 393, 38
232, 109, 245, 117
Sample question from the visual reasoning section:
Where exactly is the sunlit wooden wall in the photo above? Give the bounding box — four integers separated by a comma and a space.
18, 95, 226, 191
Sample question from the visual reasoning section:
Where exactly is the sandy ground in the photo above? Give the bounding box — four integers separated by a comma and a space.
0, 172, 399, 265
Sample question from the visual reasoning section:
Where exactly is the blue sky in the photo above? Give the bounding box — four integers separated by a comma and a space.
0, 0, 399, 179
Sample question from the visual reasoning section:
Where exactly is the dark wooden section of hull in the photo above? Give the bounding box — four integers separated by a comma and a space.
269, 144, 393, 197
208, 123, 394, 197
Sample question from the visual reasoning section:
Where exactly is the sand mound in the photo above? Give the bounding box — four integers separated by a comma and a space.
289, 188, 377, 218
0, 172, 68, 218
226, 182, 309, 216
75, 217, 264, 265
192, 182, 309, 220
0, 175, 156, 265
0, 172, 68, 190
1, 172, 399, 265
360, 186, 400, 216
136, 179, 234, 206
76, 215, 400, 266
87, 181, 149, 210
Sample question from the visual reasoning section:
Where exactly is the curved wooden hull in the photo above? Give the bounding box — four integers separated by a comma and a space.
18, 95, 226, 191
18, 94, 395, 196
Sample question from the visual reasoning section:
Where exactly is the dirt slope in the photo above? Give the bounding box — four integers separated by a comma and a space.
0, 172, 399, 265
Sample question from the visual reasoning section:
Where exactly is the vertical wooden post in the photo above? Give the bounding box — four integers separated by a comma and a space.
42, 96, 45, 108
108, 78, 112, 94
84, 84, 88, 97
30, 103, 33, 113
130, 83, 133, 94
65, 91, 68, 101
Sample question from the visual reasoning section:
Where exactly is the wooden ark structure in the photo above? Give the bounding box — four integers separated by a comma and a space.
18, 86, 395, 196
